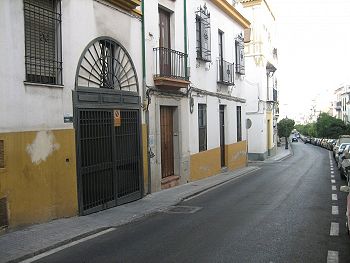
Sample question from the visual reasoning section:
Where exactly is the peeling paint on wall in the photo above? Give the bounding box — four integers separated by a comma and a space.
26, 131, 60, 164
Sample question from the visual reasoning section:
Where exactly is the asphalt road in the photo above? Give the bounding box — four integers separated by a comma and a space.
36, 142, 350, 263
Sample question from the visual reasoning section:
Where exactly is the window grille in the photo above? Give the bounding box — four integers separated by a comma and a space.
196, 5, 211, 62
24, 0, 62, 85
235, 34, 245, 75
198, 104, 207, 152
237, 106, 242, 142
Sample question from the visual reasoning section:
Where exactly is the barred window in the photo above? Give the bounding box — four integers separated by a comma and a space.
196, 5, 211, 62
235, 34, 245, 75
24, 0, 62, 85
198, 104, 207, 152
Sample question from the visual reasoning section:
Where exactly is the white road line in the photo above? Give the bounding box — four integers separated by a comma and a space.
331, 168, 334, 171
327, 250, 339, 263
20, 228, 116, 263
331, 171, 334, 174
331, 174, 335, 178
332, 185, 337, 191
332, 206, 339, 215
332, 194, 338, 201
331, 179, 336, 184
330, 222, 339, 236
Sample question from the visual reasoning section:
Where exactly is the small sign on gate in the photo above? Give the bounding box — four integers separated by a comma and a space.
114, 110, 121, 127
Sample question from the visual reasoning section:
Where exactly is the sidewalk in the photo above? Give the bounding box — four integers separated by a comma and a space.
0, 166, 260, 263
248, 141, 293, 163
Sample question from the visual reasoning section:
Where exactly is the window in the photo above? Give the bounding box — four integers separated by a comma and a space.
24, 0, 62, 85
237, 106, 242, 142
235, 34, 245, 75
198, 104, 207, 152
196, 5, 211, 62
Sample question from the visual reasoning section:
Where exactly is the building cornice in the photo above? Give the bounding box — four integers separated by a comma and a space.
240, 0, 275, 21
211, 0, 251, 29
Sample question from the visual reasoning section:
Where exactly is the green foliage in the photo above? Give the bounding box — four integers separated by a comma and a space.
277, 118, 295, 138
296, 113, 350, 138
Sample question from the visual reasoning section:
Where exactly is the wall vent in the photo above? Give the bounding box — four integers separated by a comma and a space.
0, 140, 4, 168
0, 197, 8, 229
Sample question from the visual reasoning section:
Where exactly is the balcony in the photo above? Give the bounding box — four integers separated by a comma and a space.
217, 59, 234, 85
153, 47, 190, 89
106, 0, 141, 15
335, 101, 342, 111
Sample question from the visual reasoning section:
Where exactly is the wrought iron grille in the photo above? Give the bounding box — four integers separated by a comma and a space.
235, 34, 245, 75
236, 106, 242, 142
273, 88, 278, 102
198, 104, 207, 152
78, 108, 141, 214
153, 47, 189, 80
217, 59, 234, 85
196, 5, 211, 62
77, 38, 138, 93
24, 0, 62, 85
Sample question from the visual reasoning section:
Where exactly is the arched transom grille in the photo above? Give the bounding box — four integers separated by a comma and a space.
77, 38, 138, 92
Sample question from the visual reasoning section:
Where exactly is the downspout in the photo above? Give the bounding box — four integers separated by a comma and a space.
184, 0, 188, 78
141, 0, 152, 194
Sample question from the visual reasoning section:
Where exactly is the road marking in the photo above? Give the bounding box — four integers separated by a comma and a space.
330, 222, 339, 236
331, 179, 336, 184
19, 228, 116, 263
332, 185, 337, 191
327, 250, 339, 263
331, 174, 334, 178
332, 194, 338, 201
331, 168, 334, 171
331, 171, 334, 174
332, 206, 339, 215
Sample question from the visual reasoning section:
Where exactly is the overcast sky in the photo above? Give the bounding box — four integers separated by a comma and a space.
270, 0, 350, 122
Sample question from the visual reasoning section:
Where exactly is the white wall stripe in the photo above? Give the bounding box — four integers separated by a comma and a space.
332, 206, 339, 215
330, 222, 339, 236
332, 194, 338, 201
332, 185, 337, 191
327, 250, 339, 263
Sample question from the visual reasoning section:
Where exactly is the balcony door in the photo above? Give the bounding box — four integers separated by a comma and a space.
159, 8, 171, 76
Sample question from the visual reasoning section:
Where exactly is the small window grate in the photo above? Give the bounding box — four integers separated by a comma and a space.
23, 0, 62, 85
196, 4, 211, 62
0, 198, 8, 228
0, 140, 4, 168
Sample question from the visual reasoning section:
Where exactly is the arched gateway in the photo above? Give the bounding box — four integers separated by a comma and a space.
73, 37, 143, 215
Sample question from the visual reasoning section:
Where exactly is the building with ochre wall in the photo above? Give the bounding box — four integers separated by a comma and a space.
0, 0, 145, 228
187, 0, 250, 181
239, 0, 279, 161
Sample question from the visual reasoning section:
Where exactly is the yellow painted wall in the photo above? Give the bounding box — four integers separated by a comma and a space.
190, 141, 247, 182
226, 140, 248, 170
142, 124, 148, 194
0, 129, 78, 228
266, 111, 273, 150
190, 147, 221, 181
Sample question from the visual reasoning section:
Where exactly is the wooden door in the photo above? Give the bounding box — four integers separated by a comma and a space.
159, 9, 171, 76
160, 106, 174, 178
220, 105, 225, 167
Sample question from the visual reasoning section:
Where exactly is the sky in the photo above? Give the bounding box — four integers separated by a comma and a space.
269, 0, 350, 122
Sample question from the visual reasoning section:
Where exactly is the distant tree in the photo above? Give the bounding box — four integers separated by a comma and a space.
277, 118, 295, 149
316, 113, 347, 138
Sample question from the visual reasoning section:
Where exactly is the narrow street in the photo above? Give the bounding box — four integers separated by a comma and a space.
32, 142, 350, 263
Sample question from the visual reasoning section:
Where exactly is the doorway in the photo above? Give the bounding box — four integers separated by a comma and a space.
219, 105, 226, 167
160, 106, 175, 178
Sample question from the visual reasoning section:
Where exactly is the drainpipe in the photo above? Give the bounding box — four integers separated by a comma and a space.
141, 0, 152, 194
184, 0, 188, 78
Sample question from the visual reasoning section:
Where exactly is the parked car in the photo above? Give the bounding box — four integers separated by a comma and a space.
334, 135, 350, 158
304, 137, 311, 144
340, 184, 350, 234
292, 137, 298, 142
339, 145, 350, 180
335, 143, 350, 164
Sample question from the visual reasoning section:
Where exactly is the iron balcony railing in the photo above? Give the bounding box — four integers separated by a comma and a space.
153, 47, 189, 81
217, 59, 234, 85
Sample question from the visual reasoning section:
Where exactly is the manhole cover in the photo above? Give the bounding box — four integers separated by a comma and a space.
165, 206, 202, 214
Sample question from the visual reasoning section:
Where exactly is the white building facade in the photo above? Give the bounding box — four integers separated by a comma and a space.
333, 84, 350, 123
239, 0, 279, 161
